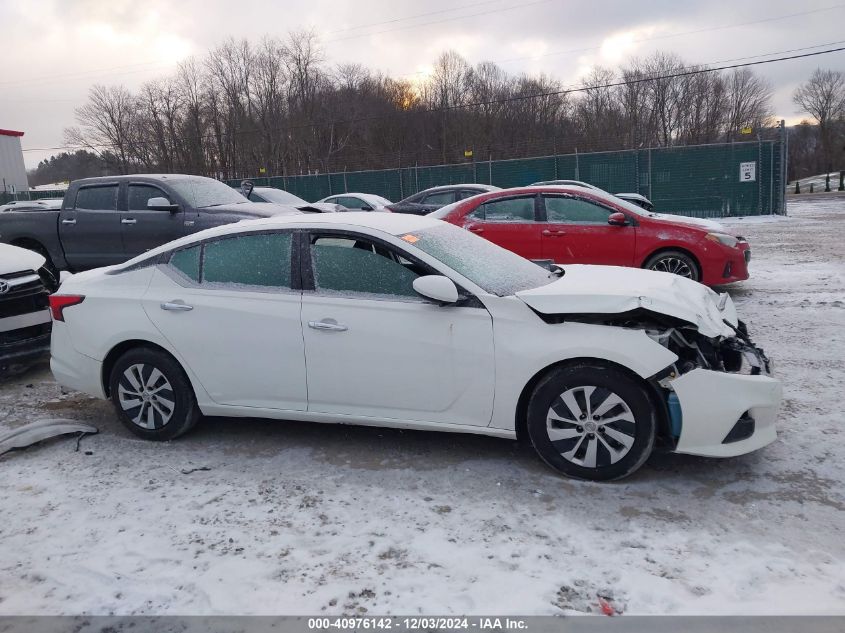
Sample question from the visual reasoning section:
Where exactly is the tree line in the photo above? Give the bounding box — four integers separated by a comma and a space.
27, 31, 843, 186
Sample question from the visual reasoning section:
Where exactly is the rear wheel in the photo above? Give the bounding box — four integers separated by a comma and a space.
526, 362, 656, 481
108, 348, 200, 440
644, 250, 700, 281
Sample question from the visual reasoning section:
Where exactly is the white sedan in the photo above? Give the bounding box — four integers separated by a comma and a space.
48, 213, 781, 480
318, 193, 392, 212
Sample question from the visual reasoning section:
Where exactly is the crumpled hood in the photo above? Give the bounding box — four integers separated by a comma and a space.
516, 264, 738, 338
0, 243, 46, 274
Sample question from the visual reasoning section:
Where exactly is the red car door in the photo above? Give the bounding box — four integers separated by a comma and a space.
461, 194, 544, 261
540, 194, 636, 266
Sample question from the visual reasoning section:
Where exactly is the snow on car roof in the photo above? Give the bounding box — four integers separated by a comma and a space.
115, 212, 444, 270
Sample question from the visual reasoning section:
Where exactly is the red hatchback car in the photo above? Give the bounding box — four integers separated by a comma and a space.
431, 186, 750, 286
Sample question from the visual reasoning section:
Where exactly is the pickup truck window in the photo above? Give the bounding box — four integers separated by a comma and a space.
129, 184, 166, 210
75, 185, 118, 211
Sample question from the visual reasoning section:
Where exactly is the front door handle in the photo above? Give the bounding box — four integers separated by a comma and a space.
161, 301, 193, 312
61, 218, 77, 225
308, 319, 348, 332
468, 226, 484, 233
542, 229, 566, 237
121, 218, 137, 225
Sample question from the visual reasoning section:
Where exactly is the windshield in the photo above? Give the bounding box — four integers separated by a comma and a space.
402, 223, 553, 296
256, 188, 308, 206
169, 177, 249, 208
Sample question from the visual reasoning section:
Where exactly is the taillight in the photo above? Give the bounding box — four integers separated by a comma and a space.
49, 295, 85, 321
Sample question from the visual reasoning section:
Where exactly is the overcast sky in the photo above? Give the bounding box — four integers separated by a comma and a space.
2, 0, 844, 168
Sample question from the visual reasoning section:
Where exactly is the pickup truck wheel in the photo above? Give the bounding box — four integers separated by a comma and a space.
108, 348, 200, 441
526, 362, 656, 481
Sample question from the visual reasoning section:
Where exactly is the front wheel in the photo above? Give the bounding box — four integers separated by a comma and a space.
644, 250, 700, 281
108, 348, 200, 441
526, 362, 656, 481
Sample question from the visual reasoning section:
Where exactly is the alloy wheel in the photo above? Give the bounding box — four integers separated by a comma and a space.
546, 385, 637, 469
649, 256, 694, 279
117, 363, 176, 429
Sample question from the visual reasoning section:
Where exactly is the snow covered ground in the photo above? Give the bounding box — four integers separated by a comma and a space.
1, 197, 843, 616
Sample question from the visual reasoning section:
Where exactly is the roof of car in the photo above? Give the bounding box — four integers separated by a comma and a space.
115, 212, 444, 270
421, 183, 500, 192
70, 174, 212, 185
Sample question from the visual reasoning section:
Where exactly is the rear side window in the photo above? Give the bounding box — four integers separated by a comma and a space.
170, 246, 201, 282
203, 233, 292, 288
544, 196, 612, 224
75, 186, 118, 211
167, 233, 292, 289
476, 196, 535, 221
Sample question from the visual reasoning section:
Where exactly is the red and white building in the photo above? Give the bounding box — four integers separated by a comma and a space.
0, 129, 28, 194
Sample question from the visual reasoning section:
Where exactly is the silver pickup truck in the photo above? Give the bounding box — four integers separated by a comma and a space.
0, 174, 300, 274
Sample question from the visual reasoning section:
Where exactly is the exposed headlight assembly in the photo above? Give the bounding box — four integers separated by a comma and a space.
705, 232, 739, 248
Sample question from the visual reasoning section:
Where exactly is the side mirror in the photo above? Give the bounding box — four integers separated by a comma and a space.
608, 212, 628, 226
240, 180, 254, 199
148, 197, 178, 212
412, 275, 459, 304
360, 205, 373, 211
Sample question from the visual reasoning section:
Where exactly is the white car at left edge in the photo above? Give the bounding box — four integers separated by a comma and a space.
48, 213, 782, 481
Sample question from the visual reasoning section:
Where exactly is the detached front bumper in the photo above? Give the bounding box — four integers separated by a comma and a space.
672, 368, 782, 457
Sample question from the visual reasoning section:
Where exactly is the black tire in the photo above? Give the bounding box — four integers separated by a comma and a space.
644, 250, 700, 282
108, 347, 200, 441
526, 362, 656, 481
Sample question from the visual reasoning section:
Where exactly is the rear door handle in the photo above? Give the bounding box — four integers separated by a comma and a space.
61, 218, 77, 225
542, 229, 566, 236
161, 301, 193, 312
308, 319, 348, 332
121, 218, 137, 225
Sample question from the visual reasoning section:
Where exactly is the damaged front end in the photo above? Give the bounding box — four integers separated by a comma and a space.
539, 308, 782, 458
627, 314, 781, 458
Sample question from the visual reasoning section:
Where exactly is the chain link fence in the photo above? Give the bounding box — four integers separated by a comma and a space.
4, 134, 786, 217
227, 136, 786, 218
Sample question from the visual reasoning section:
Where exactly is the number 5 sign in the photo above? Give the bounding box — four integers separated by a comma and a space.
740, 161, 756, 182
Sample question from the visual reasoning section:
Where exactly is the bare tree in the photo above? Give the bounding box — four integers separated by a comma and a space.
793, 68, 845, 172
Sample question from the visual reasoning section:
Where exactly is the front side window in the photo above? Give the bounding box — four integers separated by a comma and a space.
75, 185, 118, 211
167, 232, 292, 289
544, 196, 613, 224
310, 235, 424, 299
128, 184, 167, 210
476, 196, 535, 222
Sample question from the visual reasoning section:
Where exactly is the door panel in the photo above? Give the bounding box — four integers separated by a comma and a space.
541, 195, 636, 266
59, 184, 123, 269
301, 232, 495, 426
462, 195, 544, 261
123, 184, 186, 257
142, 232, 307, 410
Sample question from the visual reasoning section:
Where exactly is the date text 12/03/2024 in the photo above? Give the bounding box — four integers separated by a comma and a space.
307, 618, 529, 630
